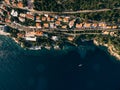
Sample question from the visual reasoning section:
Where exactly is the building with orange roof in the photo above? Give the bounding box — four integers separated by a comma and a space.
67, 36, 74, 41
55, 21, 61, 26
112, 26, 117, 29
98, 22, 107, 28
43, 23, 49, 28
17, 33, 25, 38
35, 31, 43, 36
36, 22, 41, 28
26, 14, 34, 20
58, 17, 63, 21
63, 17, 69, 23
92, 23, 98, 28
36, 16, 40, 20
106, 26, 112, 29
5, 18, 11, 23
17, 1, 23, 8
76, 23, 83, 28
62, 25, 67, 29
50, 17, 54, 22
41, 16, 46, 21
83, 23, 92, 28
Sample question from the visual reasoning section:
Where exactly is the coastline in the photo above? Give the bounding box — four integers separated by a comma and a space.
93, 39, 120, 60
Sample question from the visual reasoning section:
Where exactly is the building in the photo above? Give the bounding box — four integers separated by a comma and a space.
83, 23, 92, 28
41, 16, 47, 21
36, 22, 41, 28
47, 16, 51, 21
43, 23, 49, 28
50, 23, 56, 28
25, 31, 36, 37
11, 9, 18, 17
58, 17, 63, 21
19, 17, 25, 22
51, 36, 58, 41
55, 21, 61, 26
4, 0, 10, 5
25, 36, 37, 41
76, 23, 83, 28
63, 17, 69, 23
26, 14, 34, 20
35, 31, 43, 36
69, 20, 75, 28
98, 22, 107, 29
0, 25, 4, 31
17, 1, 23, 8
62, 25, 67, 29
91, 23, 98, 28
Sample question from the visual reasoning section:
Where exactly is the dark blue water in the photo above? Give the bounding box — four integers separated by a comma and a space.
0, 35, 120, 90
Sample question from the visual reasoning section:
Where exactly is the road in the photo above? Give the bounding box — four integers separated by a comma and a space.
3, 2, 120, 14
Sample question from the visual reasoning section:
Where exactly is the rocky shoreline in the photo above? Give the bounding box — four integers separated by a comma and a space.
93, 39, 120, 60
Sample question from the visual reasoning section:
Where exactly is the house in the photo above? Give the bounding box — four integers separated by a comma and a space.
50, 23, 56, 28
50, 17, 54, 22
63, 17, 69, 23
58, 17, 63, 21
53, 45, 60, 50
98, 22, 107, 29
36, 22, 41, 28
62, 25, 67, 29
112, 26, 117, 29
83, 23, 92, 28
43, 23, 49, 28
25, 31, 36, 37
102, 31, 109, 35
0, 25, 4, 31
67, 36, 74, 41
17, 1, 23, 8
51, 36, 58, 41
69, 20, 75, 28
35, 31, 43, 36
25, 36, 37, 41
91, 23, 98, 28
19, 17, 25, 22
44, 14, 48, 17
106, 26, 112, 29
41, 16, 46, 21
5, 18, 11, 23
35, 16, 41, 22
11, 9, 18, 17
4, 0, 10, 5
26, 14, 34, 20
47, 16, 51, 21
19, 13, 26, 17
76, 23, 83, 28
17, 33, 25, 38
36, 16, 40, 20
55, 20, 61, 26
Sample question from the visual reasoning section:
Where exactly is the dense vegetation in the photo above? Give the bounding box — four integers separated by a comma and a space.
76, 9, 120, 24
95, 35, 120, 54
34, 0, 120, 12
33, 0, 120, 24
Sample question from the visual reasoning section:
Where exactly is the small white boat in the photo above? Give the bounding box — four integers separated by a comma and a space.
78, 64, 83, 67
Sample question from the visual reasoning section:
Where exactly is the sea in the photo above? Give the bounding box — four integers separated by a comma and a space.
0, 35, 120, 90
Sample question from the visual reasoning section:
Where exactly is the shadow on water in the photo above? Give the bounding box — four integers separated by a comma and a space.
0, 36, 120, 90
